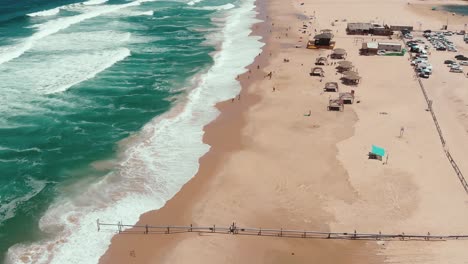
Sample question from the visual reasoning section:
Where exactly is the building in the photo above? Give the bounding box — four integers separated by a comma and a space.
307, 33, 335, 49
361, 42, 378, 55
390, 25, 414, 32
378, 42, 402, 52
346, 23, 373, 35
347, 23, 393, 36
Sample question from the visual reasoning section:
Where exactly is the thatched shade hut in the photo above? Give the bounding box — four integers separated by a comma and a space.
310, 67, 324, 76
337, 61, 353, 72
342, 70, 358, 76
331, 48, 347, 59
324, 82, 339, 92
339, 92, 355, 104
328, 98, 344, 111
315, 57, 328, 65
342, 73, 361, 85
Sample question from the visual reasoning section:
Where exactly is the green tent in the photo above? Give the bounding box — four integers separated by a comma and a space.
371, 145, 386, 157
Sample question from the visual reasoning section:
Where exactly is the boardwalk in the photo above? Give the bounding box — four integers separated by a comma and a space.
97, 220, 468, 242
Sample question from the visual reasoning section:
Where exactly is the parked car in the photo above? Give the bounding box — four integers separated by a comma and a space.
460, 61, 468, 66
419, 72, 430, 78
450, 68, 463, 73
444, 60, 455, 64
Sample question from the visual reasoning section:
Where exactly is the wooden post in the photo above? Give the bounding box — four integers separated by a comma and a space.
280, 228, 283, 237
145, 225, 148, 234
258, 228, 262, 235
167, 226, 170, 234
303, 231, 306, 238
353, 230, 357, 239
190, 224, 193, 232
213, 225, 216, 233
96, 219, 100, 232
118, 221, 122, 233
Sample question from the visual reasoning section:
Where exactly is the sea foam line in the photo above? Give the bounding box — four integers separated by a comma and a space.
6, 0, 264, 263
1, 0, 153, 66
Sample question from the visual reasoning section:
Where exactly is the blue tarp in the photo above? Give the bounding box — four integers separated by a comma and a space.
371, 145, 386, 157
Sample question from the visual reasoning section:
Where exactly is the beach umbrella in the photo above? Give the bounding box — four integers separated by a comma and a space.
338, 61, 353, 68
333, 48, 346, 55
343, 70, 358, 75
343, 74, 361, 80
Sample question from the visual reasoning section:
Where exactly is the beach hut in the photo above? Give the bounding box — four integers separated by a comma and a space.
337, 61, 353, 71
331, 48, 347, 59
328, 98, 344, 111
339, 92, 354, 104
346, 23, 373, 35
307, 33, 335, 49
310, 67, 324, 76
360, 42, 378, 55
324, 82, 339, 92
315, 57, 328, 65
342, 73, 361, 85
342, 70, 358, 76
369, 145, 386, 161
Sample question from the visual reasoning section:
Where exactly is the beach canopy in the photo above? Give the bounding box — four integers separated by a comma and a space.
332, 48, 346, 55
343, 70, 358, 75
314, 33, 333, 39
343, 73, 361, 80
371, 145, 386, 157
338, 61, 353, 68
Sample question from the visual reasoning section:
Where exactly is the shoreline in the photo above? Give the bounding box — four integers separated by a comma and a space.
99, 0, 272, 262
101, 0, 468, 263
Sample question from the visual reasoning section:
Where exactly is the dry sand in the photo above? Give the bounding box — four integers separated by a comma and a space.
100, 0, 468, 263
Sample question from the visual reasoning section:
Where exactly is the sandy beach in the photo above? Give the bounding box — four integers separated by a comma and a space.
100, 0, 468, 263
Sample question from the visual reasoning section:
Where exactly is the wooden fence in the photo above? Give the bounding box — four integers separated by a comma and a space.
96, 220, 468, 241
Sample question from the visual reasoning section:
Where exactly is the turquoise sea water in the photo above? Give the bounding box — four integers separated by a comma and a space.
0, 0, 261, 262
443, 5, 468, 16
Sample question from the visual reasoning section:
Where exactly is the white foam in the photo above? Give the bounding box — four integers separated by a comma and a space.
27, 8, 61, 17
0, 0, 154, 66
6, 0, 264, 263
83, 0, 108, 5
200, 3, 236, 11
0, 178, 47, 223
187, 0, 203, 6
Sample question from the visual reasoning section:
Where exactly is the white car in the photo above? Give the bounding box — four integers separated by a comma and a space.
460, 61, 468, 66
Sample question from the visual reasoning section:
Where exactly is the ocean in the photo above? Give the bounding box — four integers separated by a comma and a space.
0, 0, 263, 263
443, 5, 468, 16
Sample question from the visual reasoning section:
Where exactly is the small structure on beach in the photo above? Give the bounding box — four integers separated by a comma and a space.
389, 25, 413, 32
328, 98, 344, 111
346, 23, 373, 35
310, 67, 324, 76
346, 23, 393, 35
361, 42, 378, 55
324, 82, 339, 92
339, 92, 355, 104
342, 73, 361, 85
307, 33, 335, 49
337, 60, 353, 71
369, 145, 386, 161
315, 57, 328, 65
331, 48, 347, 59
378, 42, 402, 52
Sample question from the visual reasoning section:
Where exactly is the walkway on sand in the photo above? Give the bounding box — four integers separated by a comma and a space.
97, 220, 468, 242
